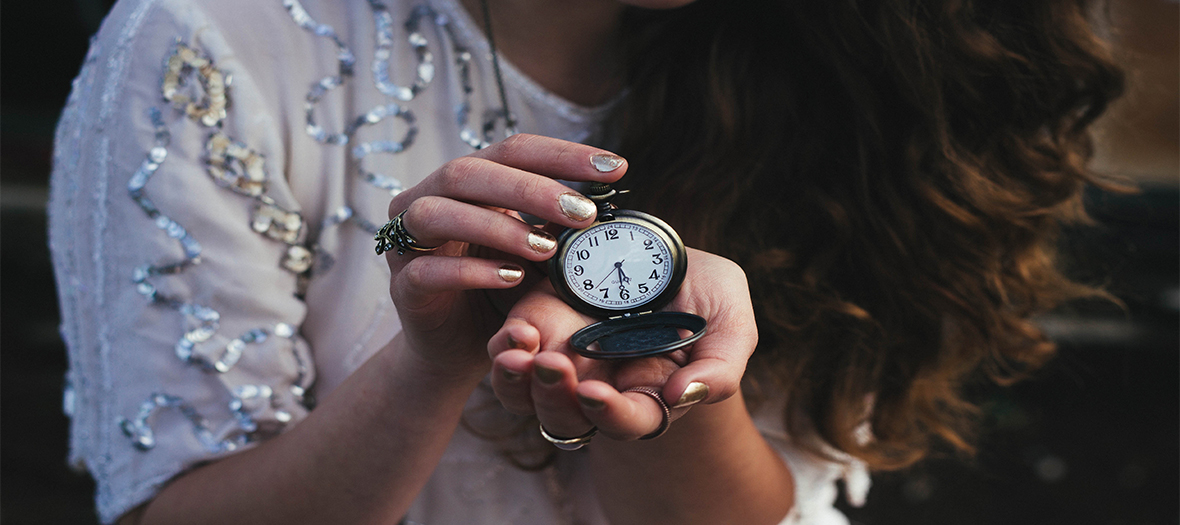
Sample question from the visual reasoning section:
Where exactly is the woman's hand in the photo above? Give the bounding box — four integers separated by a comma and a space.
384, 134, 626, 377
486, 248, 758, 441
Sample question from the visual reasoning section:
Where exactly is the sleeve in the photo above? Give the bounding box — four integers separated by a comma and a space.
48, 1, 317, 522
751, 398, 871, 525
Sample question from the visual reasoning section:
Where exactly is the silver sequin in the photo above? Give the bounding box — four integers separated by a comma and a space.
119, 393, 249, 453
213, 328, 267, 373
349, 104, 416, 195
127, 108, 204, 300
285, 0, 357, 145
369, 1, 435, 101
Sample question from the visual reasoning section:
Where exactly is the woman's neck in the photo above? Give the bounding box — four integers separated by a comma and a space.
461, 0, 627, 107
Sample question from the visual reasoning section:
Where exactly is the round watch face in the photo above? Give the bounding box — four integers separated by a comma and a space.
551, 211, 686, 317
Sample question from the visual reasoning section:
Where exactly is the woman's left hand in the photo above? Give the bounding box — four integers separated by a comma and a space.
486, 247, 758, 441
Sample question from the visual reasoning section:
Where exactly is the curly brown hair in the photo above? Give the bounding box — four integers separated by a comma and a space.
615, 0, 1125, 469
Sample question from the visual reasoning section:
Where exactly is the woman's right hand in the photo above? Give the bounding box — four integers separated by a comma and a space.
382, 133, 627, 377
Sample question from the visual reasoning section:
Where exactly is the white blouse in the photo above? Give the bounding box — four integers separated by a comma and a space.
48, 0, 869, 522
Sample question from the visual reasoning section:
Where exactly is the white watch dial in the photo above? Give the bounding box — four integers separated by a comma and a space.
562, 221, 674, 311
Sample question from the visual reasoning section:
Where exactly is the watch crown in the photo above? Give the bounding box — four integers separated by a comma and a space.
586, 183, 629, 215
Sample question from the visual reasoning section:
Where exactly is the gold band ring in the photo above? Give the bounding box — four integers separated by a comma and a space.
539, 424, 598, 451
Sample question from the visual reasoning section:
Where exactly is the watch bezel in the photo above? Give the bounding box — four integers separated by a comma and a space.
548, 209, 688, 319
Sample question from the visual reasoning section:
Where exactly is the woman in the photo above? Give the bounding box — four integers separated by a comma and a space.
49, 0, 1122, 523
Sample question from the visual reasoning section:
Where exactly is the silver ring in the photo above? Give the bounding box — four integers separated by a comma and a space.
625, 386, 670, 440
374, 210, 440, 255
539, 423, 597, 451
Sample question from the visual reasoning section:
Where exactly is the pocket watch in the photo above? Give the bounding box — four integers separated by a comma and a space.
548, 183, 706, 359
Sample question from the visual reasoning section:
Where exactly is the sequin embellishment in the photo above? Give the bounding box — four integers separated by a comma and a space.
350, 104, 417, 196
205, 132, 267, 197
128, 109, 203, 294
162, 42, 230, 128
117, 43, 317, 452
370, 0, 435, 101
252, 196, 305, 245
284, 0, 357, 145
120, 393, 246, 452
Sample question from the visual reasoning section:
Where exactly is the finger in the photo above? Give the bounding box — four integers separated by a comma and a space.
400, 196, 558, 261
658, 313, 756, 408
661, 249, 759, 407
392, 138, 626, 229
491, 349, 537, 415
489, 319, 541, 415
530, 351, 595, 438
471, 134, 628, 185
502, 282, 595, 355
488, 317, 541, 360
574, 380, 668, 441
390, 255, 525, 306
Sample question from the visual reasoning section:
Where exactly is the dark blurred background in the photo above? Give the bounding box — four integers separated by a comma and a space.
1, 0, 1176, 523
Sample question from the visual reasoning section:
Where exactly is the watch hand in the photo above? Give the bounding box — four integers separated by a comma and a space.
594, 265, 618, 289
616, 264, 631, 290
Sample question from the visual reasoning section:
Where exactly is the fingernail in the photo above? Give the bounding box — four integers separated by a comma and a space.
498, 264, 524, 282
673, 382, 709, 408
533, 364, 562, 385
501, 368, 523, 382
578, 393, 606, 410
506, 334, 526, 349
590, 153, 625, 173
559, 192, 597, 222
527, 230, 557, 253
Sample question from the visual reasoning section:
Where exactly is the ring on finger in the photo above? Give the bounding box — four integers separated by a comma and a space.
375, 210, 441, 255
539, 424, 598, 451
625, 386, 671, 440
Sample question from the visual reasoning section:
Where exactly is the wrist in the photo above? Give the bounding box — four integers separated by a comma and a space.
594, 394, 752, 457
380, 332, 491, 389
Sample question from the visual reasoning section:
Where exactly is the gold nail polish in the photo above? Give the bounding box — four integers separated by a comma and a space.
498, 265, 524, 282
527, 230, 557, 253
534, 365, 562, 385
673, 382, 709, 408
559, 192, 597, 222
590, 153, 625, 173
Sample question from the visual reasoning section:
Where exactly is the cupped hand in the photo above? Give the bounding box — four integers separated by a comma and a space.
384, 134, 627, 376
487, 248, 758, 441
